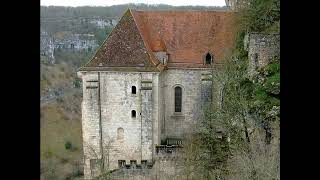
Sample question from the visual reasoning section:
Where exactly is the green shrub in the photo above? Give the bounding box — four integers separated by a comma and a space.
72, 169, 83, 177
44, 150, 54, 158
262, 63, 280, 76
73, 78, 81, 88
65, 141, 72, 150
240, 78, 255, 98
254, 85, 268, 100
239, 0, 280, 33
264, 20, 280, 33
264, 72, 280, 94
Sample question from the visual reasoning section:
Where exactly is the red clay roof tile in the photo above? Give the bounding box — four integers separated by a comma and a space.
131, 10, 236, 68
80, 9, 235, 71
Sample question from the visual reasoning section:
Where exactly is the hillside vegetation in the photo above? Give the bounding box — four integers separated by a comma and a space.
181, 0, 280, 179
41, 4, 227, 39
41, 52, 91, 180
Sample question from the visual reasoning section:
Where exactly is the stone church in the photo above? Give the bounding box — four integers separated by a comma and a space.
77, 9, 235, 179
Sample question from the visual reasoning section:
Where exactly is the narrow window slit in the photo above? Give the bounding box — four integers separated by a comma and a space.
132, 86, 136, 94
131, 110, 136, 118
174, 87, 182, 112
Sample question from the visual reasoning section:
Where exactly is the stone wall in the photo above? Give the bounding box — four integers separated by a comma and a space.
225, 0, 249, 11
141, 73, 154, 161
80, 73, 102, 179
245, 33, 280, 77
159, 69, 212, 142
225, 0, 237, 11
79, 68, 215, 179
107, 158, 216, 180
99, 72, 142, 171
201, 73, 213, 108
79, 71, 160, 179
154, 157, 184, 180
110, 156, 185, 180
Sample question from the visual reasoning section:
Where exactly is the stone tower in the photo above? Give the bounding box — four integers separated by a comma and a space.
225, 0, 238, 11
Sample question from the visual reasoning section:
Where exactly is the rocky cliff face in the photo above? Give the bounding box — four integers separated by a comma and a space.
90, 18, 118, 28
40, 30, 55, 63
40, 31, 101, 64
40, 17, 118, 63
54, 33, 99, 52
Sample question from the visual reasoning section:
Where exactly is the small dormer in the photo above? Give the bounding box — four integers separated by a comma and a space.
154, 51, 168, 65
204, 52, 213, 65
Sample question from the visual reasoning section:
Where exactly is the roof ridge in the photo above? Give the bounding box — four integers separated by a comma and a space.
78, 9, 131, 71
130, 9, 165, 71
130, 10, 232, 13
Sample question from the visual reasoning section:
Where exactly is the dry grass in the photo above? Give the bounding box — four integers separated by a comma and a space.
41, 62, 74, 95
41, 103, 82, 158
41, 51, 89, 179
41, 94, 83, 179
226, 127, 280, 180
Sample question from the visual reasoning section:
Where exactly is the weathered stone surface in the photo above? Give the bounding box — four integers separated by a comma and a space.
81, 73, 101, 179
40, 30, 55, 62
246, 33, 280, 77
159, 69, 212, 140
154, 51, 168, 65
90, 18, 118, 28
40, 30, 100, 63
79, 68, 214, 179
54, 33, 99, 52
80, 71, 161, 179
141, 74, 154, 161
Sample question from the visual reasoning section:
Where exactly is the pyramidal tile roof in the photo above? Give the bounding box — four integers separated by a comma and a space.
79, 9, 235, 72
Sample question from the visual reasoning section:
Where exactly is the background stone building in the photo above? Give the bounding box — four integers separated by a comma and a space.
54, 33, 99, 52
244, 32, 280, 77
78, 9, 235, 179
40, 30, 55, 62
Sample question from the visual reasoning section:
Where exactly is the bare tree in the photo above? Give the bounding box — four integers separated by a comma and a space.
84, 135, 115, 179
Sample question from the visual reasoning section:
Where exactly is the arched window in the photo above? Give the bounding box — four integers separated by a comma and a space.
131, 110, 136, 118
117, 128, 124, 140
132, 86, 136, 94
174, 87, 182, 112
205, 53, 213, 65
